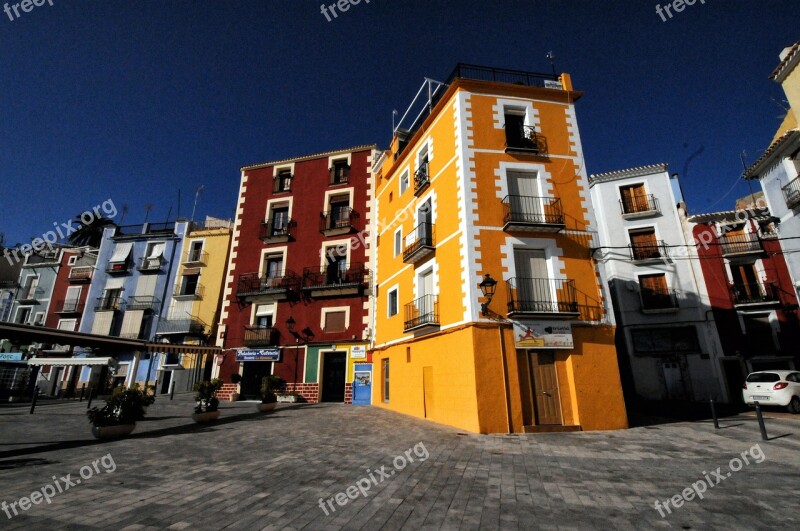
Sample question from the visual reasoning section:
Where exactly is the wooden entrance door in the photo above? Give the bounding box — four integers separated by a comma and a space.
531, 351, 562, 425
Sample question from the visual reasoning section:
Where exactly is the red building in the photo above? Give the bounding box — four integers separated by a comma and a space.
216, 146, 376, 403
689, 206, 800, 393
44, 247, 97, 332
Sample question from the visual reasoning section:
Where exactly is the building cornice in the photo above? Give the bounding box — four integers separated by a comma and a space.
742, 129, 800, 180
588, 163, 668, 185
770, 41, 800, 83
241, 144, 378, 171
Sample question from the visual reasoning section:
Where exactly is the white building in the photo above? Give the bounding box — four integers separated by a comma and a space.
589, 164, 727, 402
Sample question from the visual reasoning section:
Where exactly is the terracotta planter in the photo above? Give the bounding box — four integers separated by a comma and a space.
192, 410, 221, 423
257, 402, 277, 412
91, 423, 136, 439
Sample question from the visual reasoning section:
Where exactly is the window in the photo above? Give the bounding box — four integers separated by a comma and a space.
382, 358, 390, 402
326, 194, 351, 230
399, 169, 410, 195
330, 159, 350, 185
179, 274, 200, 296
68, 255, 78, 266
394, 229, 402, 257
326, 254, 348, 284
142, 242, 165, 269
100, 288, 123, 310
620, 184, 651, 214
254, 304, 274, 328
269, 206, 290, 236
639, 274, 675, 310
21, 275, 39, 300
263, 254, 284, 280
324, 310, 347, 333
57, 319, 77, 331
629, 228, 661, 260
33, 312, 44, 326
15, 308, 31, 324
504, 109, 537, 151
188, 241, 204, 263
388, 288, 399, 317
275, 169, 292, 192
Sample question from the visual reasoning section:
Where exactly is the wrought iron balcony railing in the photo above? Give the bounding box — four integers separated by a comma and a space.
719, 233, 763, 255
174, 284, 205, 299
640, 288, 679, 312
260, 219, 296, 242
137, 256, 164, 272
730, 282, 780, 306
782, 176, 800, 208
302, 263, 369, 292
125, 296, 160, 311
237, 271, 299, 297
320, 208, 356, 235
95, 296, 122, 312
402, 222, 435, 264
68, 266, 94, 282
414, 163, 430, 196
106, 261, 130, 274
403, 294, 439, 332
504, 125, 548, 155
17, 287, 44, 303
183, 249, 208, 266
243, 326, 280, 347
629, 240, 667, 262
55, 299, 85, 314
506, 277, 579, 316
156, 317, 206, 336
502, 195, 565, 231
620, 195, 660, 217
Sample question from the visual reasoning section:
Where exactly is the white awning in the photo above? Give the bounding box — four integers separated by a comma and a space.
148, 243, 165, 258
27, 357, 116, 367
109, 242, 133, 263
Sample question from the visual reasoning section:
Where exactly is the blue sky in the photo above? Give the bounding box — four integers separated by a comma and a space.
0, 1, 797, 246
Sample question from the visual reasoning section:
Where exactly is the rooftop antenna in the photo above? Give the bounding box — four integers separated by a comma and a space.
144, 203, 153, 224
741, 150, 758, 204
546, 51, 557, 78
392, 110, 398, 134
119, 204, 128, 224
191, 185, 204, 222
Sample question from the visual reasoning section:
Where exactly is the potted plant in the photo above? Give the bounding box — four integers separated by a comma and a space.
229, 373, 242, 401
258, 375, 286, 412
86, 385, 148, 439
140, 384, 156, 413
192, 378, 223, 422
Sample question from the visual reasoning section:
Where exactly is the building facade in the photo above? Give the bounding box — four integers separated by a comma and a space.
217, 146, 376, 402
590, 165, 728, 403
370, 64, 627, 434
6, 248, 62, 328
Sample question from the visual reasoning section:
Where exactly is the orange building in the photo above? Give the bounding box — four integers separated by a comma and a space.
370, 64, 627, 433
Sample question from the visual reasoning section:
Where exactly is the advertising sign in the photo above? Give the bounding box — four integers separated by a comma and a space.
513, 321, 573, 349
235, 349, 281, 362
350, 346, 367, 359
0, 352, 23, 361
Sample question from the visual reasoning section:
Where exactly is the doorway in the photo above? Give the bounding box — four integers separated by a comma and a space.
321, 352, 346, 402
530, 351, 562, 425
241, 362, 273, 400
722, 358, 745, 405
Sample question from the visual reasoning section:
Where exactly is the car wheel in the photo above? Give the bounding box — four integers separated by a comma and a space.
788, 396, 800, 414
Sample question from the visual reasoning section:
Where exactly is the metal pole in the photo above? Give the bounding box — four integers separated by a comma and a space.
169, 379, 175, 400
29, 389, 39, 414
79, 383, 86, 402
709, 398, 719, 429
86, 387, 94, 409
754, 401, 769, 441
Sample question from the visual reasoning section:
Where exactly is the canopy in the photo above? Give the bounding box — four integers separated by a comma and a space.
27, 357, 116, 367
109, 242, 133, 263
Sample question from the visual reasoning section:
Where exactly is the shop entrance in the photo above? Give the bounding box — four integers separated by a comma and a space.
530, 351, 562, 425
321, 352, 346, 402
241, 362, 273, 399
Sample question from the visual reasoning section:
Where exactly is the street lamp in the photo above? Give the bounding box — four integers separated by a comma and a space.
479, 274, 498, 316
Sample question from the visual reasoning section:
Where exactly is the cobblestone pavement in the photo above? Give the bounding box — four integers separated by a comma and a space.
0, 395, 798, 530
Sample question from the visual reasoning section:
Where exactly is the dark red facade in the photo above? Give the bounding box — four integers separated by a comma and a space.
44, 248, 95, 331
692, 217, 800, 371
219, 146, 375, 401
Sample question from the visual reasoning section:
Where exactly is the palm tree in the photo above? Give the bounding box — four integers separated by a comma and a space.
68, 214, 116, 248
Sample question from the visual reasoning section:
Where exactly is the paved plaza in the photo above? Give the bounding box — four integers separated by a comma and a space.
0, 395, 798, 530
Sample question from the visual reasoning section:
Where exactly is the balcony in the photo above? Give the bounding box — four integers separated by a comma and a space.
320, 208, 357, 236
156, 317, 206, 336
68, 266, 94, 283
237, 271, 299, 300
95, 296, 122, 312
504, 125, 548, 156
106, 261, 130, 275
302, 263, 369, 297
620, 195, 660, 219
55, 299, 85, 314
403, 223, 435, 264
17, 287, 44, 304
731, 282, 781, 307
243, 326, 280, 347
174, 284, 205, 300
507, 278, 579, 318
125, 296, 160, 311
137, 256, 164, 273
719, 233, 763, 256
260, 219, 296, 243
640, 289, 679, 313
629, 240, 667, 263
502, 196, 565, 233
183, 249, 208, 267
414, 163, 430, 196
783, 176, 800, 208
403, 294, 440, 333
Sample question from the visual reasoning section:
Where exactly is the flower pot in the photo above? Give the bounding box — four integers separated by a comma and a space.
192, 410, 221, 423
276, 394, 298, 403
91, 423, 136, 439
257, 402, 277, 412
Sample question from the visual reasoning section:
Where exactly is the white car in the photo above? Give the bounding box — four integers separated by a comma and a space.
742, 370, 800, 413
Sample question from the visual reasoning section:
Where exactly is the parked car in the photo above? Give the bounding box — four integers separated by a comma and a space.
742, 370, 800, 413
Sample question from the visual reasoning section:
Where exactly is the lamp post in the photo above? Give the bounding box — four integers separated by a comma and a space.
479, 274, 498, 316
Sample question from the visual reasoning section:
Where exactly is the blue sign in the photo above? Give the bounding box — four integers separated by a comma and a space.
236, 349, 281, 362
352, 363, 372, 406
0, 352, 23, 361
